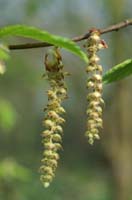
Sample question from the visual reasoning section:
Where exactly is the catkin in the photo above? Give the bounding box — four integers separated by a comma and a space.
40, 47, 68, 187
85, 29, 107, 144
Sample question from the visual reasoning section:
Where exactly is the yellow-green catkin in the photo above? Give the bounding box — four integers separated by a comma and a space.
85, 29, 107, 145
39, 47, 68, 188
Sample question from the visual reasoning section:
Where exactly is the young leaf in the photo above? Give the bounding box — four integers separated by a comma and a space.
103, 59, 132, 84
0, 25, 88, 63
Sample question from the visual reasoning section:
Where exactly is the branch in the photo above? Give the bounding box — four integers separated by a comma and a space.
100, 19, 132, 34
9, 19, 132, 50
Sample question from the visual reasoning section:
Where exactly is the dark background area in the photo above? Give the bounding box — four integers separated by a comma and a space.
0, 0, 132, 199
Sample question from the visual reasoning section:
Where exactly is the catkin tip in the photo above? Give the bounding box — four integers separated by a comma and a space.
43, 182, 50, 188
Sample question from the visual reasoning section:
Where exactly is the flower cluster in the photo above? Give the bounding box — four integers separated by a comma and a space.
40, 48, 68, 187
85, 29, 107, 144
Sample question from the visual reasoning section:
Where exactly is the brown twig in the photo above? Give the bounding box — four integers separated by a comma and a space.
8, 19, 132, 50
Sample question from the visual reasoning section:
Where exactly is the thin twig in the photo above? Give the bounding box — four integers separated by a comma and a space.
9, 19, 132, 50
100, 19, 132, 34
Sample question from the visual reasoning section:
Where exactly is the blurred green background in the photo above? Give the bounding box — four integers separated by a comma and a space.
0, 0, 132, 200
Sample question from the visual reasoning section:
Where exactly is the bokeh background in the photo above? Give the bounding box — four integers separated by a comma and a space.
0, 0, 132, 200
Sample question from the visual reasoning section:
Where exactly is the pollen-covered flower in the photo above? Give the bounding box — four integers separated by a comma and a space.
40, 47, 68, 187
85, 29, 107, 144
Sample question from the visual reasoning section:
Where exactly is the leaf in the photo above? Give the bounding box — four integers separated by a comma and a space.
0, 25, 88, 63
103, 59, 132, 84
0, 99, 17, 132
0, 44, 10, 75
0, 48, 9, 60
0, 60, 6, 74
0, 158, 32, 182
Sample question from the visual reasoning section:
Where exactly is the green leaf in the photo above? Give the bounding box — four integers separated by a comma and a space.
0, 44, 10, 75
0, 60, 6, 74
0, 48, 9, 60
103, 59, 132, 84
0, 99, 17, 132
0, 25, 88, 63
0, 158, 32, 182
0, 44, 10, 60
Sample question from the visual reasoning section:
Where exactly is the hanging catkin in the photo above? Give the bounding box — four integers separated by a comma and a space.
85, 29, 107, 144
40, 47, 68, 187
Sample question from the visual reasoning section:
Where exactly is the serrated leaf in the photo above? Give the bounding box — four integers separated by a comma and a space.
0, 25, 88, 63
103, 59, 132, 84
